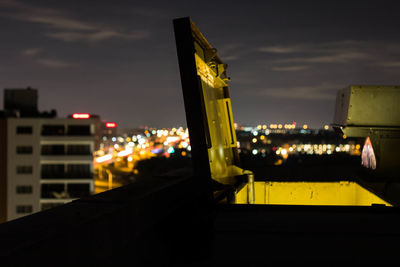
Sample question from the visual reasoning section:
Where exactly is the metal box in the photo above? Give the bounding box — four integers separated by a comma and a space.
333, 85, 400, 127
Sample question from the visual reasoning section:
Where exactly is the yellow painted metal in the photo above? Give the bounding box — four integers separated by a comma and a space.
254, 181, 266, 204
194, 44, 245, 184
235, 184, 249, 204
235, 181, 391, 206
334, 85, 400, 128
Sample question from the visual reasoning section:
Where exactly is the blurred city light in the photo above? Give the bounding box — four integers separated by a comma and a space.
72, 113, 90, 119
105, 122, 117, 128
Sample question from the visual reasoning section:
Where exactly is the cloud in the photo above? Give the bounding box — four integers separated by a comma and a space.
130, 6, 169, 19
259, 41, 366, 54
24, 15, 95, 31
36, 58, 74, 68
256, 83, 341, 100
271, 65, 310, 71
277, 52, 368, 64
46, 30, 150, 42
0, 0, 149, 43
0, 0, 94, 30
222, 55, 238, 61
259, 45, 303, 54
378, 61, 400, 68
218, 43, 245, 62
21, 47, 75, 68
258, 41, 378, 64
21, 48, 41, 56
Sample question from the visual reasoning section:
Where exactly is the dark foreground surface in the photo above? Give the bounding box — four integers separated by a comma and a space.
1, 173, 400, 266
205, 204, 400, 265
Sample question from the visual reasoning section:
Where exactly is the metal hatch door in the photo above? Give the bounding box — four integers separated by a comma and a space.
173, 17, 251, 190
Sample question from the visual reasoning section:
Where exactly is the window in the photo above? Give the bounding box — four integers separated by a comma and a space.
41, 145, 65, 155
68, 183, 90, 198
16, 185, 33, 194
41, 183, 66, 198
67, 125, 91, 136
16, 146, 33, 154
16, 165, 33, 174
41, 125, 65, 136
67, 164, 91, 178
16, 126, 33, 134
16, 205, 32, 214
67, 145, 91, 155
41, 164, 65, 179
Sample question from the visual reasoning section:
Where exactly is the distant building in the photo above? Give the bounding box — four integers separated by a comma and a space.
102, 121, 118, 141
3, 87, 38, 116
0, 88, 95, 223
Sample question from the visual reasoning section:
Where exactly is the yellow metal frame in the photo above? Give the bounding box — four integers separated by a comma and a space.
235, 181, 391, 206
194, 41, 244, 184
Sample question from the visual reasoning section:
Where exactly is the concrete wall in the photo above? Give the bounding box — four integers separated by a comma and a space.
7, 118, 41, 221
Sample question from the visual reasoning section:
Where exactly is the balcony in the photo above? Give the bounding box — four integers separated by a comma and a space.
66, 145, 92, 155
65, 172, 93, 179
41, 145, 92, 160
41, 183, 91, 199
68, 183, 91, 198
41, 125, 92, 137
67, 125, 91, 136
41, 172, 93, 179
41, 125, 65, 136
41, 164, 93, 179
41, 145, 65, 155
41, 183, 66, 198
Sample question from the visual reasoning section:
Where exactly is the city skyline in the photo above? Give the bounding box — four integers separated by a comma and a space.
1, 0, 400, 128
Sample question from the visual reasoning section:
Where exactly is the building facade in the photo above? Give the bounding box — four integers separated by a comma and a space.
0, 117, 95, 222
0, 88, 95, 223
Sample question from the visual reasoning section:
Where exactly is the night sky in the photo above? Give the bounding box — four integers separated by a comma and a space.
1, 0, 400, 129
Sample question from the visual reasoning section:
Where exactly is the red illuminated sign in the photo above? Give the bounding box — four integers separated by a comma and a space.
72, 113, 90, 119
105, 122, 117, 128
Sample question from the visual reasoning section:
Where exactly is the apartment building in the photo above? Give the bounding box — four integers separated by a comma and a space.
0, 88, 95, 223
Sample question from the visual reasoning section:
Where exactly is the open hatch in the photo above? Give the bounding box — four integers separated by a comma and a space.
173, 17, 392, 207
